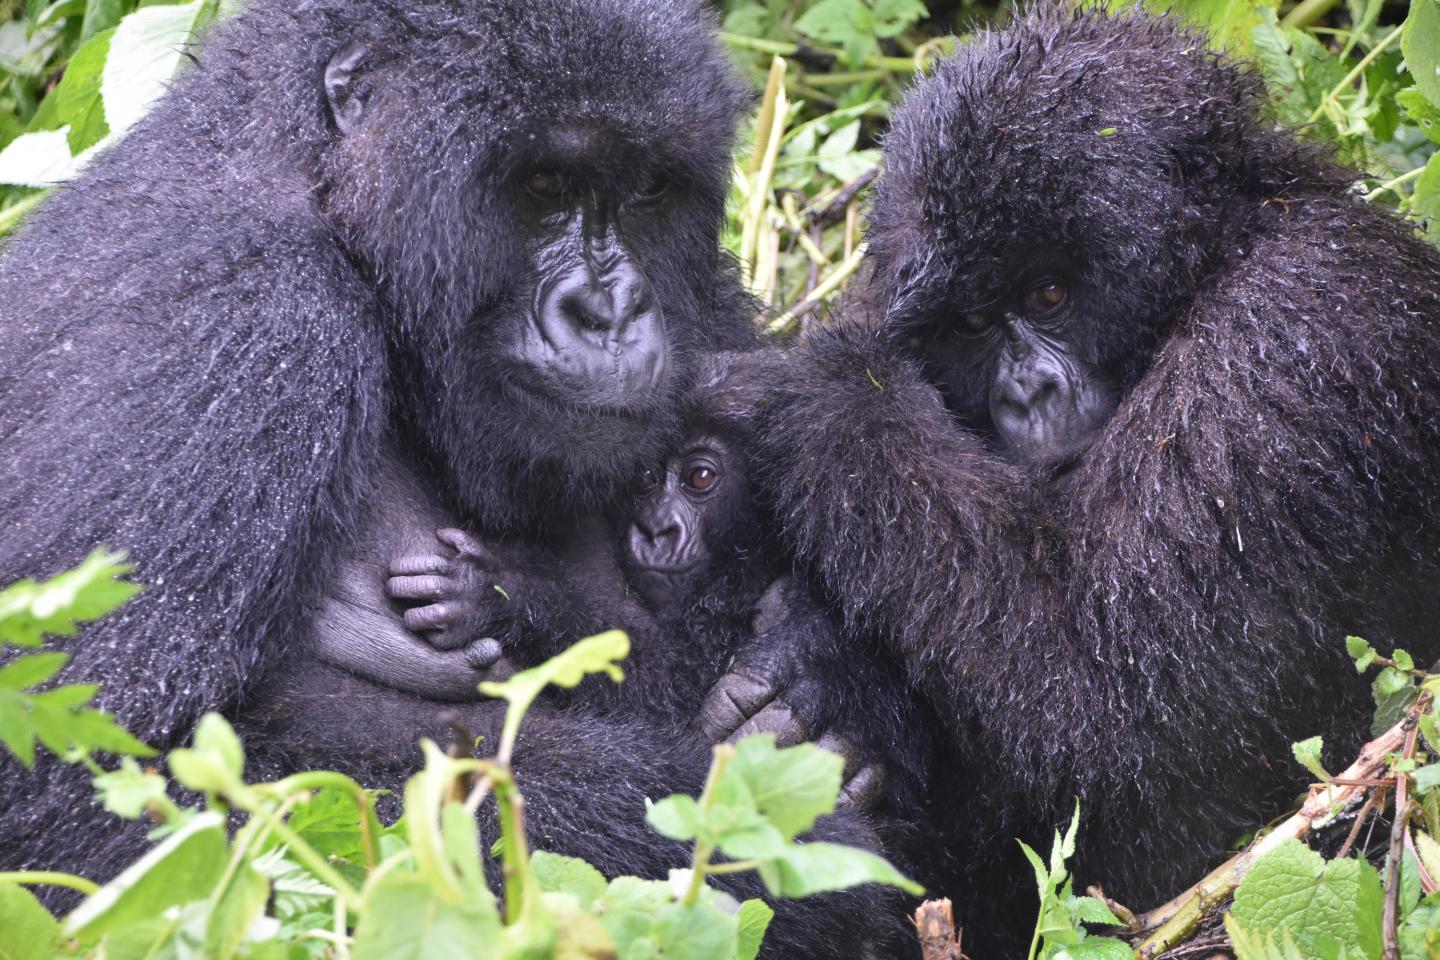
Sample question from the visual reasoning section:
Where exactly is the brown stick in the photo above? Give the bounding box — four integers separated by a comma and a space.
914, 898, 967, 960
801, 168, 879, 228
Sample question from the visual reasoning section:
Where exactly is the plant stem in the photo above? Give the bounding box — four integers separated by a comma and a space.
683, 746, 734, 906
767, 243, 866, 333
0, 871, 100, 895
494, 777, 533, 925
705, 860, 763, 875
1281, 0, 1340, 29
1365, 165, 1426, 202
1307, 24, 1404, 126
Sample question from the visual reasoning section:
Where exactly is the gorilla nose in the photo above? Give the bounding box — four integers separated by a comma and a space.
557, 266, 656, 342
634, 514, 679, 545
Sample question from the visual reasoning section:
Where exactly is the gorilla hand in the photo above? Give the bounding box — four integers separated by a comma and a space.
697, 580, 889, 811
386, 527, 517, 668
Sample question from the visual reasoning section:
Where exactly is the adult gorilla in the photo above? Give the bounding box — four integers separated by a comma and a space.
0, 0, 765, 884
738, 7, 1440, 949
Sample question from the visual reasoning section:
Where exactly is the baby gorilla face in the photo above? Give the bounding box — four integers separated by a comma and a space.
623, 432, 747, 611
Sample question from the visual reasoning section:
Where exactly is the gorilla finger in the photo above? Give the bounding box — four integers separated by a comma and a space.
389, 554, 450, 577
815, 732, 862, 780
837, 763, 888, 812
402, 603, 463, 641
437, 528, 499, 568
727, 701, 808, 748
697, 672, 780, 742
386, 574, 453, 601
461, 637, 503, 670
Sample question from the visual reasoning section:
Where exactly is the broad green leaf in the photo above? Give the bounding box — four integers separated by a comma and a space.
534, 851, 607, 909
1291, 736, 1328, 780
63, 811, 228, 942
736, 899, 773, 960
351, 873, 502, 960
0, 548, 140, 645
1372, 666, 1420, 736
1403, 0, 1440, 110
756, 840, 922, 898
81, 0, 128, 42
49, 28, 112, 153
102, 1, 206, 136
871, 0, 926, 38
1059, 938, 1133, 960
1414, 763, 1440, 795
0, 883, 62, 960
276, 786, 367, 861
1347, 635, 1379, 672
1230, 840, 1380, 960
1408, 150, 1440, 223
724, 734, 842, 840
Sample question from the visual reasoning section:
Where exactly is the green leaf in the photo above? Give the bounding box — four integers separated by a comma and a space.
871, 0, 926, 38
480, 630, 629, 749
1060, 938, 1133, 960
277, 786, 367, 861
1291, 736, 1329, 780
1230, 840, 1380, 960
1070, 895, 1123, 927
598, 878, 740, 960
350, 873, 502, 960
1372, 667, 1420, 736
646, 794, 704, 842
724, 734, 842, 841
1403, 0, 1440, 110
168, 712, 245, 794
101, 1, 207, 136
1414, 763, 1440, 795
63, 811, 228, 943
205, 863, 270, 960
0, 651, 68, 689
49, 28, 112, 153
1408, 150, 1440, 223
81, 0, 128, 42
736, 899, 773, 960
0, 883, 62, 960
533, 851, 607, 909
93, 758, 170, 820
0, 548, 140, 646
756, 840, 923, 898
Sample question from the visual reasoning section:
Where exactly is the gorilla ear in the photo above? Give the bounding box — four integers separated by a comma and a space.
324, 42, 371, 136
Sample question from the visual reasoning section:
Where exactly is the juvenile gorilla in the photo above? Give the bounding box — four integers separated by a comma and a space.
738, 8, 1440, 947
1, 0, 769, 899
356, 357, 928, 815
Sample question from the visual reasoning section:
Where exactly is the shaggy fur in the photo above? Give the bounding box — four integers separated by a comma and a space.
750, 8, 1440, 949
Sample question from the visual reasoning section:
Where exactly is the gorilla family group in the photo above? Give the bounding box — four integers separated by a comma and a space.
4, 0, 1440, 955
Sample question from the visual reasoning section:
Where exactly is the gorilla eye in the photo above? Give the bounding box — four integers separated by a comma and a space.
962, 311, 994, 334
635, 172, 670, 203
636, 467, 661, 493
1024, 280, 1068, 315
525, 169, 567, 200
685, 465, 719, 493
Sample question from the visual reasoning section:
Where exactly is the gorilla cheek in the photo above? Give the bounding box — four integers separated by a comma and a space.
989, 343, 1116, 464
515, 230, 670, 411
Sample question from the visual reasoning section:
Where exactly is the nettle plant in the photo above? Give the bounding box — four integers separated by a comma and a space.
0, 553, 918, 959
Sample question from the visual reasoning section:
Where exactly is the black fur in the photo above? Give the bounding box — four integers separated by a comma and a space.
750, 8, 1440, 950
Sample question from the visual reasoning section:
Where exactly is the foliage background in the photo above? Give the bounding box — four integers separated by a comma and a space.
0, 0, 1434, 335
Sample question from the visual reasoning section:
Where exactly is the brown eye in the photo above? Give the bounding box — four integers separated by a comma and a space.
525, 169, 567, 200
1024, 280, 1067, 315
685, 465, 718, 492
963, 312, 993, 334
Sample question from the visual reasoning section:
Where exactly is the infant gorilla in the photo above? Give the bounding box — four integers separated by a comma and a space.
318, 353, 924, 812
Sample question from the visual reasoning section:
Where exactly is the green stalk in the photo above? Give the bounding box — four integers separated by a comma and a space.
493, 776, 534, 925
0, 871, 100, 896
1306, 24, 1404, 126
683, 746, 734, 906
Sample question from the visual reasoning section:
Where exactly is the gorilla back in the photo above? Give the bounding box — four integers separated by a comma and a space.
0, 0, 749, 868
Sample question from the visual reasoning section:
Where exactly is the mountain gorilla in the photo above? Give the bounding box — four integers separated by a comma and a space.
726, 7, 1440, 949
0, 1, 910, 949
364, 355, 928, 815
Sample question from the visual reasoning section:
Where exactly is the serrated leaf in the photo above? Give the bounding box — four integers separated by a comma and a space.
1059, 937, 1133, 960
646, 794, 703, 842
278, 786, 366, 861
1291, 735, 1328, 780
49, 28, 112, 153
1230, 839, 1379, 959
724, 734, 842, 841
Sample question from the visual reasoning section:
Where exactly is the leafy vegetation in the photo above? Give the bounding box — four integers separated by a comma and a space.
0, 560, 918, 959
6, 0, 1440, 956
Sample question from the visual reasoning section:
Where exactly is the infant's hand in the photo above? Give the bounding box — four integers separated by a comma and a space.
385, 528, 515, 664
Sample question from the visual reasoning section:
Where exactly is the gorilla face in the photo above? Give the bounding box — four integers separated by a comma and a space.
316, 0, 749, 530
898, 262, 1119, 468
